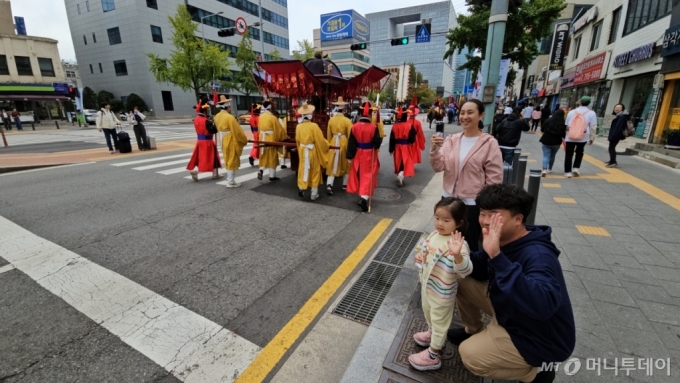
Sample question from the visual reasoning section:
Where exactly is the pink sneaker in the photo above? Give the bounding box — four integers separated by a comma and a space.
408, 348, 441, 371
413, 329, 431, 347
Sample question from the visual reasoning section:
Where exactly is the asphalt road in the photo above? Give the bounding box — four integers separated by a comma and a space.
0, 120, 445, 382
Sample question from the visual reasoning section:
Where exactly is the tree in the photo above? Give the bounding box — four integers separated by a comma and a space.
82, 87, 98, 109
270, 48, 282, 61
229, 29, 259, 109
125, 93, 149, 112
147, 4, 231, 101
291, 39, 315, 61
98, 90, 115, 106
109, 99, 124, 114
444, 0, 566, 75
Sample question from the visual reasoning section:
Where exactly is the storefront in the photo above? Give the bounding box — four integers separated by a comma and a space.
654, 20, 680, 144
559, 52, 611, 117
0, 83, 72, 122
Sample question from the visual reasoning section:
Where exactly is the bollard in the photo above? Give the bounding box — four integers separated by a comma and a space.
31, 121, 35, 130
511, 148, 521, 184
55, 121, 60, 129
515, 155, 528, 190
526, 169, 542, 225
502, 163, 512, 185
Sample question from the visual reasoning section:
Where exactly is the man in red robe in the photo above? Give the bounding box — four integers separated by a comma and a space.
187, 99, 222, 181
346, 101, 382, 212
408, 105, 425, 164
389, 108, 417, 186
248, 103, 261, 167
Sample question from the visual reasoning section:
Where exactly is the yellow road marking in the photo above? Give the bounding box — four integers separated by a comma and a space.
521, 152, 531, 155
528, 159, 537, 163
544, 175, 602, 179
554, 197, 577, 204
576, 225, 611, 236
234, 218, 393, 383
543, 183, 561, 188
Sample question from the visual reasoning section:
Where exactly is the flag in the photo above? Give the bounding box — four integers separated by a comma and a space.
212, 89, 218, 106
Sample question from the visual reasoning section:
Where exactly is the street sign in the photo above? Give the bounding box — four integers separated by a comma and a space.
211, 82, 221, 89
235, 17, 247, 35
464, 85, 474, 94
415, 23, 431, 43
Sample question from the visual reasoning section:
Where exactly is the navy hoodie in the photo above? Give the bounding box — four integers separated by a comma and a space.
468, 225, 575, 367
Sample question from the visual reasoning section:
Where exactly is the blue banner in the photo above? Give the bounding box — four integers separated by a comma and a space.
15, 16, 26, 36
320, 10, 370, 42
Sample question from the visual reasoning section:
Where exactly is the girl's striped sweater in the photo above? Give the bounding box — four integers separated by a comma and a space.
416, 231, 473, 305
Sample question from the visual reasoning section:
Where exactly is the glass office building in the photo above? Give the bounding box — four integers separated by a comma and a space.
453, 46, 472, 95
366, 1, 458, 98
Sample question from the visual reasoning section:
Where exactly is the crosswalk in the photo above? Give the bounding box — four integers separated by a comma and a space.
110, 144, 284, 186
4, 127, 197, 147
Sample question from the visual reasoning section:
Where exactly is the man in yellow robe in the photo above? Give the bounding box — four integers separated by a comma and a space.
257, 100, 288, 181
215, 95, 248, 188
325, 97, 352, 195
296, 103, 329, 201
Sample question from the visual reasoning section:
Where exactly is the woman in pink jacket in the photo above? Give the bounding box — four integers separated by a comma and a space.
430, 99, 503, 251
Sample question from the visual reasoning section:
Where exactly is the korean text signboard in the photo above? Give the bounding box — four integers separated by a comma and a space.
320, 10, 370, 42
613, 43, 655, 67
549, 23, 569, 71
15, 16, 26, 36
573, 52, 607, 86
661, 23, 680, 58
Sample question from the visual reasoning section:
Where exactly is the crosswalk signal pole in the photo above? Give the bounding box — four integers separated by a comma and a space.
480, 0, 510, 132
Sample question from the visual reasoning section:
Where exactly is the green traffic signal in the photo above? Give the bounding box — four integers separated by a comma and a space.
391, 37, 409, 46
402, 37, 408, 44
350, 43, 367, 51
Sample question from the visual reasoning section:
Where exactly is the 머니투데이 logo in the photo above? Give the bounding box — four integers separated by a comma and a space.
354, 20, 369, 36
321, 13, 352, 35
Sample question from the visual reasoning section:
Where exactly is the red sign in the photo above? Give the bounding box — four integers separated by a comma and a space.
573, 52, 607, 86
235, 17, 247, 35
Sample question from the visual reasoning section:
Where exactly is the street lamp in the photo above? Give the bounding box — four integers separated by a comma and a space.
201, 11, 224, 43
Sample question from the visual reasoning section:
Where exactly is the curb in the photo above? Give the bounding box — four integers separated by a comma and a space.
0, 163, 74, 174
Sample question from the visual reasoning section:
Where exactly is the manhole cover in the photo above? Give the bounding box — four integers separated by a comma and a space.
373, 188, 402, 201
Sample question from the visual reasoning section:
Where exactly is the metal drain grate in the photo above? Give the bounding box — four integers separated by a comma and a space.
373, 228, 424, 266
332, 262, 401, 324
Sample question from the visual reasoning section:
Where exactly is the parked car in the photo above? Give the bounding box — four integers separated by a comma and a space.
380, 109, 395, 125
83, 109, 98, 125
238, 114, 251, 125
119, 113, 128, 121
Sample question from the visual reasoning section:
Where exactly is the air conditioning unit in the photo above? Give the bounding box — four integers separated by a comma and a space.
653, 74, 665, 89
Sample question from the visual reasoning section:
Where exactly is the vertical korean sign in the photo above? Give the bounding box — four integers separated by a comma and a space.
549, 23, 569, 71
496, 59, 511, 97
15, 16, 26, 36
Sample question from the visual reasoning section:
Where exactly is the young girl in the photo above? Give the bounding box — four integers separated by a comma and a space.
410, 197, 472, 371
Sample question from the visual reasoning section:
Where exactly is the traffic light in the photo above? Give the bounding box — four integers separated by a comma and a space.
218, 28, 235, 37
391, 37, 409, 46
68, 85, 77, 100
350, 43, 367, 51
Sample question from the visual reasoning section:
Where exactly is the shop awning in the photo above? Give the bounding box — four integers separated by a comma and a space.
0, 94, 70, 101
538, 89, 546, 97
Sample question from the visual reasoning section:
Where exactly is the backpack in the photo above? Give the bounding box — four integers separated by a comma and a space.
567, 110, 588, 141
623, 120, 636, 137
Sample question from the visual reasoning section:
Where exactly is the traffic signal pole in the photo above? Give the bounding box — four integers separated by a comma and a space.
480, 0, 509, 133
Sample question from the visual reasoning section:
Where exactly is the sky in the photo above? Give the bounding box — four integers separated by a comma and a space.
11, 0, 469, 62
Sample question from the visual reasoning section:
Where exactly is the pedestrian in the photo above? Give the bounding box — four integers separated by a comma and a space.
408, 104, 425, 164
325, 97, 352, 195
96, 102, 121, 154
389, 107, 417, 186
1, 109, 10, 130
346, 101, 383, 212
131, 106, 148, 151
11, 109, 22, 131
521, 103, 534, 124
296, 102, 330, 201
256, 100, 288, 182
434, 102, 445, 133
430, 99, 504, 251
531, 106, 542, 132
215, 95, 248, 188
538, 109, 566, 177
409, 197, 472, 371
248, 103, 261, 167
540, 106, 551, 131
187, 99, 222, 181
448, 184, 575, 383
492, 107, 508, 135
564, 96, 597, 178
447, 105, 455, 124
493, 112, 530, 165
607, 103, 629, 168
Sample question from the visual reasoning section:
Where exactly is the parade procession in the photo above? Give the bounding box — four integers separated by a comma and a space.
185, 52, 427, 213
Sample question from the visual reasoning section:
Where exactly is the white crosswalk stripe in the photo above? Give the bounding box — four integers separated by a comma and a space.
4, 129, 199, 147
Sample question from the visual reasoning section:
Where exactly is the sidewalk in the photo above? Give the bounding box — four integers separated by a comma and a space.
342, 129, 680, 383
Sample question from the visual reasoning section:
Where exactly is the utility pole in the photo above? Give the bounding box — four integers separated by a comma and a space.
480, 0, 509, 132
258, 0, 265, 60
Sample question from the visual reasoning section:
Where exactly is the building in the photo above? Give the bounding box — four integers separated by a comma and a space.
366, 1, 458, 99
62, 60, 82, 89
0, 0, 70, 122
313, 9, 372, 80
65, 0, 290, 118
452, 46, 471, 95
655, 2, 680, 144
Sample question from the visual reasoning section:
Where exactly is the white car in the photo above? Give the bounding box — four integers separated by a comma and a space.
83, 109, 98, 125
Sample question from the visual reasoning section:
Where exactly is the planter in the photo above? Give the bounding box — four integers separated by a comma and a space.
666, 132, 680, 150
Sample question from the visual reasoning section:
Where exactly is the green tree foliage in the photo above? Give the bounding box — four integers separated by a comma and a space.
109, 99, 124, 114
82, 87, 98, 109
147, 4, 231, 101
97, 90, 115, 107
229, 29, 259, 108
444, 0, 566, 75
291, 39, 315, 61
270, 48, 282, 61
125, 93, 149, 112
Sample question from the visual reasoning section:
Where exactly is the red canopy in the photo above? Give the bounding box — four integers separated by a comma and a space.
339, 66, 391, 99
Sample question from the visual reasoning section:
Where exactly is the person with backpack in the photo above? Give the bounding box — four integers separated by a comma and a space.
607, 103, 630, 168
563, 96, 597, 178
493, 112, 530, 165
539, 109, 566, 177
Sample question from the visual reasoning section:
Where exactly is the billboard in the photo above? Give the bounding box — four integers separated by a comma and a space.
320, 10, 370, 42
15, 16, 26, 36
549, 23, 569, 71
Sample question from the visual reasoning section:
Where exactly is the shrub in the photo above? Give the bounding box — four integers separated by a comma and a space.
97, 90, 115, 107
109, 99, 124, 114
125, 93, 149, 112
82, 87, 98, 109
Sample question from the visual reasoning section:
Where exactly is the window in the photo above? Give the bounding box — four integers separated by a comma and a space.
83, 35, 87, 45
86, 1, 90, 11
624, 0, 674, 36
92, 32, 97, 43
161, 91, 174, 111
336, 64, 368, 74
573, 35, 582, 59
77, 4, 81, 14
609, 7, 622, 44
331, 51, 370, 63
150, 25, 163, 43
114, 60, 128, 76
89, 64, 93, 74
272, 0, 287, 6
187, 6, 235, 30
15, 56, 32, 76
38, 58, 55, 77
590, 21, 602, 51
263, 31, 289, 49
101, 0, 115, 12
107, 27, 121, 45
146, 0, 158, 9
262, 8, 288, 29
217, 0, 259, 17
0, 55, 9, 75
99, 63, 103, 73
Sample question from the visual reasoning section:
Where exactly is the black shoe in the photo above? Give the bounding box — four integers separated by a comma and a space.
269, 177, 280, 182
298, 189, 305, 198
257, 170, 263, 180
249, 157, 255, 167
342, 185, 347, 191
446, 327, 472, 346
358, 198, 368, 212
531, 370, 556, 383
281, 165, 288, 169
326, 185, 333, 195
